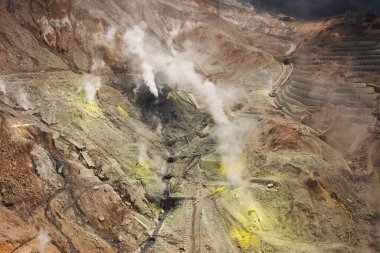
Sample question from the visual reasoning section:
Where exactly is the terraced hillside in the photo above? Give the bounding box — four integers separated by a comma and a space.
274, 21, 380, 252
275, 23, 380, 148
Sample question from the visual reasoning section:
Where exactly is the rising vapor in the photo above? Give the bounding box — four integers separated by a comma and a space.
123, 24, 159, 98
0, 79, 6, 94
123, 23, 250, 185
36, 229, 51, 253
16, 87, 31, 110
79, 59, 105, 104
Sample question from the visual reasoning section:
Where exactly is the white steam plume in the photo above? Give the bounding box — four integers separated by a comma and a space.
141, 62, 159, 97
156, 121, 163, 136
79, 59, 104, 104
36, 229, 51, 253
167, 21, 201, 55
123, 24, 159, 98
16, 88, 31, 110
168, 25, 181, 55
123, 23, 146, 57
105, 26, 117, 45
81, 74, 102, 104
0, 79, 6, 94
213, 118, 252, 186
91, 58, 105, 73
138, 143, 149, 166
124, 23, 249, 185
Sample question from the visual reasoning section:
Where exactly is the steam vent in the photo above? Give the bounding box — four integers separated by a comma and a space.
1, 0, 380, 252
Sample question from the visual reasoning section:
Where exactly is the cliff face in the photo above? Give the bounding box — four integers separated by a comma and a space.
0, 1, 379, 252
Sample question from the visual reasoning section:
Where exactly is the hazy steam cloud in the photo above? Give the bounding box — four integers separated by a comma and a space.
164, 61, 230, 125
124, 23, 249, 185
0, 79, 6, 94
138, 142, 149, 166
123, 24, 159, 97
91, 58, 105, 72
81, 74, 102, 104
16, 88, 31, 110
123, 24, 146, 56
80, 59, 104, 104
214, 118, 251, 186
36, 229, 51, 253
105, 26, 117, 45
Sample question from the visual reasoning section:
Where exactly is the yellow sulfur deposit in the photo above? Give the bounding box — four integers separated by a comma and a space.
215, 186, 228, 197
82, 102, 101, 113
117, 106, 131, 118
132, 156, 154, 179
219, 164, 226, 175
166, 91, 178, 102
230, 227, 261, 251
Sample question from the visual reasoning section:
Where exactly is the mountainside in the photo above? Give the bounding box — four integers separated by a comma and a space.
0, 1, 379, 253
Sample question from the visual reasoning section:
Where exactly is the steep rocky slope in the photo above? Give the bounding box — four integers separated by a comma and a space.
0, 1, 379, 253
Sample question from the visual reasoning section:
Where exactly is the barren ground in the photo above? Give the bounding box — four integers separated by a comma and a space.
0, 1, 379, 253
